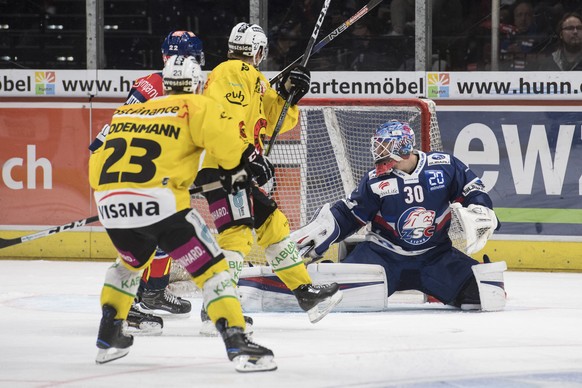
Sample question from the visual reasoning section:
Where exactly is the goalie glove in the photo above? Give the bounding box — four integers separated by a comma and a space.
449, 203, 498, 255
242, 144, 274, 187
290, 203, 340, 260
277, 65, 311, 105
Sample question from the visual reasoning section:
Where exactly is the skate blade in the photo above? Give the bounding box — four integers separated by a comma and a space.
233, 355, 277, 373
124, 322, 163, 336
95, 347, 130, 364
307, 289, 344, 324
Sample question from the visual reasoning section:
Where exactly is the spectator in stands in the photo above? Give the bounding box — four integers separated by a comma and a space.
347, 20, 395, 70
499, 0, 551, 70
268, 18, 303, 71
388, 0, 414, 36
536, 12, 582, 70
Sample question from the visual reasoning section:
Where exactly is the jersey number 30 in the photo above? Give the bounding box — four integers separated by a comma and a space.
98, 138, 161, 185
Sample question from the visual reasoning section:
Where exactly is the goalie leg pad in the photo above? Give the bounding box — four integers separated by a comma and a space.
101, 258, 144, 320
471, 261, 507, 311
238, 263, 389, 313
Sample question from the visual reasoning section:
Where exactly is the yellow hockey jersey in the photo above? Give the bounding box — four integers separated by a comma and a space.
89, 93, 247, 229
202, 59, 299, 169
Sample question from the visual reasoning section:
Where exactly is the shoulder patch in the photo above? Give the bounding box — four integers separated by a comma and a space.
371, 178, 399, 197
427, 153, 451, 166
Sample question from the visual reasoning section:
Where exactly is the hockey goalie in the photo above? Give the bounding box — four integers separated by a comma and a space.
238, 120, 506, 313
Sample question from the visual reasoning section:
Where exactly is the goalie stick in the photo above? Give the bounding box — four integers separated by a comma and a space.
264, 0, 332, 157
0, 180, 223, 249
269, 0, 384, 87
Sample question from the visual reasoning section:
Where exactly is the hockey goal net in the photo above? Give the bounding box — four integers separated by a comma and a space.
188, 98, 443, 267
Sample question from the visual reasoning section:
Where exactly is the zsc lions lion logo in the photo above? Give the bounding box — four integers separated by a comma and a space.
398, 207, 436, 245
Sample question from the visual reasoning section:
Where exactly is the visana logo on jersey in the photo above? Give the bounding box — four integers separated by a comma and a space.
98, 200, 160, 219
398, 206, 435, 245
94, 188, 177, 228
371, 178, 399, 197
427, 153, 451, 165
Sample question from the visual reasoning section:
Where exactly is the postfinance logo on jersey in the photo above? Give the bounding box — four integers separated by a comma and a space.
371, 178, 399, 197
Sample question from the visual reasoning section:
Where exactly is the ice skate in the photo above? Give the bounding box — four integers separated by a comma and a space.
293, 283, 343, 323
137, 288, 192, 316
216, 318, 276, 373
125, 303, 164, 336
199, 308, 253, 337
95, 305, 134, 364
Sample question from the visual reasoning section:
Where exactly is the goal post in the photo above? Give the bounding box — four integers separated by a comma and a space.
187, 98, 443, 266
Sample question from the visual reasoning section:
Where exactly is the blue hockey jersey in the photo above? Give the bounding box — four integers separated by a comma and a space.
331, 151, 496, 256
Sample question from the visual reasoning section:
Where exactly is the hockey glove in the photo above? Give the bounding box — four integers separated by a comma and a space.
449, 203, 498, 255
277, 65, 311, 105
242, 144, 274, 187
219, 163, 250, 195
290, 203, 340, 260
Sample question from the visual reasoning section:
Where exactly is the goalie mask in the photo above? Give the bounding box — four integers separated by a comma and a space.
228, 22, 268, 66
162, 55, 203, 94
371, 120, 415, 176
161, 30, 205, 66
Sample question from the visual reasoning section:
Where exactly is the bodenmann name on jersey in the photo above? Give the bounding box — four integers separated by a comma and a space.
98, 201, 160, 219
109, 122, 180, 140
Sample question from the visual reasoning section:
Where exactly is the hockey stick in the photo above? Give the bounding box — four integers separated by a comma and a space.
269, 0, 384, 87
264, 0, 332, 157
0, 181, 223, 249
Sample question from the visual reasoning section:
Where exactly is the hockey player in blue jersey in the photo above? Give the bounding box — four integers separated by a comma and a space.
291, 120, 507, 311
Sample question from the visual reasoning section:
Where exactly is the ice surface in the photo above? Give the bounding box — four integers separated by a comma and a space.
1, 260, 581, 388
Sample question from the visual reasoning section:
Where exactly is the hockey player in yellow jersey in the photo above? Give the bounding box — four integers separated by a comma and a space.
195, 22, 343, 334
91, 55, 276, 372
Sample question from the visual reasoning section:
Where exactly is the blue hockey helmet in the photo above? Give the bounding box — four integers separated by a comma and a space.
371, 120, 415, 175
161, 31, 205, 66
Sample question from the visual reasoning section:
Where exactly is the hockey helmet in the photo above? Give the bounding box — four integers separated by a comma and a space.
161, 30, 205, 66
371, 120, 415, 176
162, 55, 203, 94
228, 22, 268, 66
